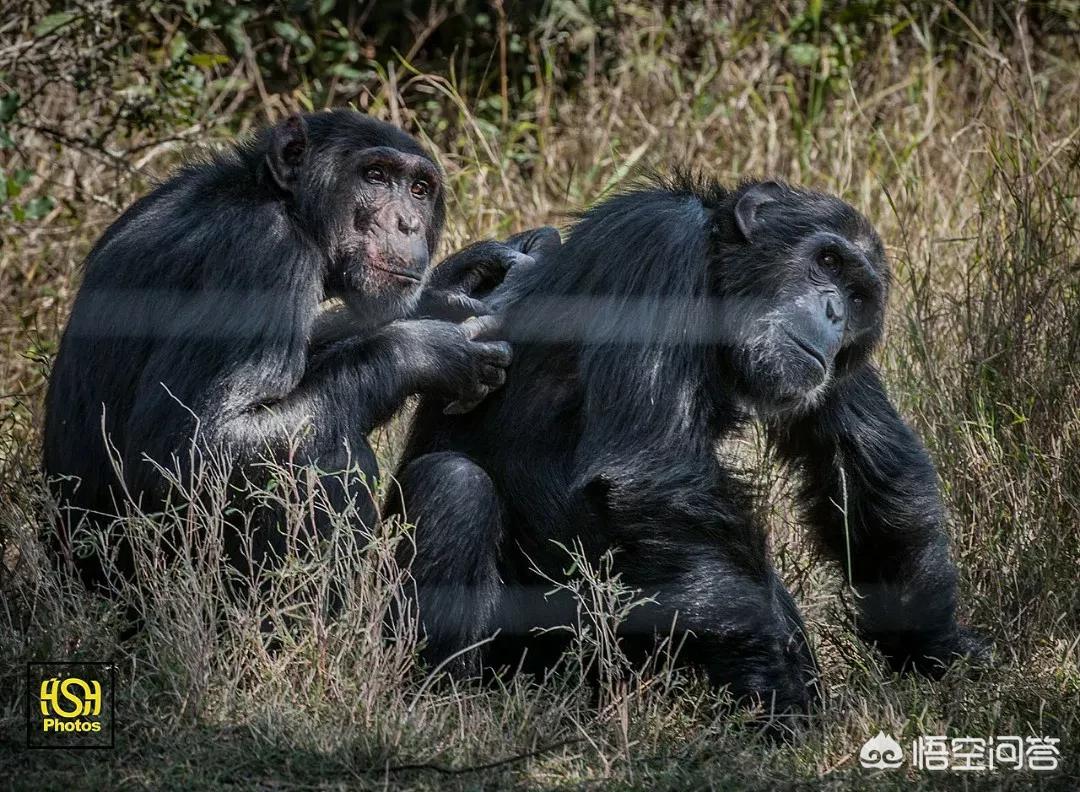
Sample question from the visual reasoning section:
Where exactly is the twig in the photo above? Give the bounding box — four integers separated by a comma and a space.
11, 121, 137, 173
371, 737, 583, 776
492, 0, 509, 127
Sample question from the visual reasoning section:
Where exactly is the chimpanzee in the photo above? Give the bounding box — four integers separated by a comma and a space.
390, 176, 988, 714
43, 109, 523, 588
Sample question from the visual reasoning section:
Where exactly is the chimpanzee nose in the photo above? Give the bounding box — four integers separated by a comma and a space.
824, 291, 845, 324
398, 214, 421, 235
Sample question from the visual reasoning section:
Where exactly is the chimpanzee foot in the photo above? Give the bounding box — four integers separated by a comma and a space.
724, 662, 818, 742
868, 625, 991, 677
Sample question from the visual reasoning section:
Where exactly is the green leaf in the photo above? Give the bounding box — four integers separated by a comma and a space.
191, 52, 229, 69
23, 196, 54, 219
33, 12, 75, 36
169, 32, 189, 63
273, 21, 302, 43
328, 63, 366, 80
788, 43, 820, 67
0, 92, 19, 123
0, 126, 13, 149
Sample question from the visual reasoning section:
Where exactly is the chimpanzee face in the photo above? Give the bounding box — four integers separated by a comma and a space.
717, 182, 889, 413
264, 111, 446, 323
324, 145, 443, 318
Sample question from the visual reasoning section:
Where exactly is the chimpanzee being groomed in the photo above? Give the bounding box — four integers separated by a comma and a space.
391, 176, 988, 714
44, 110, 523, 588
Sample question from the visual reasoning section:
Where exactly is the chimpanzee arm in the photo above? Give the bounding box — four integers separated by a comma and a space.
232, 317, 507, 449
768, 365, 986, 673
128, 316, 509, 468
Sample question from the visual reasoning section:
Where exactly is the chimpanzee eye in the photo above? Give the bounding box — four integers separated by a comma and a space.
411, 179, 430, 199
819, 251, 841, 270
364, 165, 386, 183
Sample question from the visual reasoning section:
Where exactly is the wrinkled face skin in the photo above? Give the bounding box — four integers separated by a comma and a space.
716, 182, 889, 414
321, 146, 442, 320
267, 112, 446, 324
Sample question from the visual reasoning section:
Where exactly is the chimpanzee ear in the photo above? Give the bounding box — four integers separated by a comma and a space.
266, 114, 308, 192
734, 181, 785, 242
582, 473, 616, 525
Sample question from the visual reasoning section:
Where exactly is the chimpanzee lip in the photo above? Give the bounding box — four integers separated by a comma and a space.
369, 263, 421, 282
784, 330, 827, 373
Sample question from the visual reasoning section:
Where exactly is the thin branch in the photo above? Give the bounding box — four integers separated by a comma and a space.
369, 737, 584, 777
11, 121, 138, 173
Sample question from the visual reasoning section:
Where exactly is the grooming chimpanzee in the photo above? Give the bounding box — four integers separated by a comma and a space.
44, 109, 521, 589
390, 176, 987, 714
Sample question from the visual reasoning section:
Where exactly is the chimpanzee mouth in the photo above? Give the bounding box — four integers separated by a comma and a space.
784, 330, 827, 373
369, 263, 422, 283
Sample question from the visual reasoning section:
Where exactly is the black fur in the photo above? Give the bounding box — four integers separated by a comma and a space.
390, 175, 987, 713
44, 109, 517, 588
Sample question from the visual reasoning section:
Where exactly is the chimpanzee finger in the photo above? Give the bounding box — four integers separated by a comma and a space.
445, 293, 490, 320
460, 249, 524, 293
461, 314, 505, 341
443, 386, 491, 415
477, 340, 513, 368
504, 226, 561, 259
431, 241, 499, 288
478, 364, 506, 388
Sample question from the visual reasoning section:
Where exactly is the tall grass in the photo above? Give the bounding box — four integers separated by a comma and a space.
1, 2, 1078, 788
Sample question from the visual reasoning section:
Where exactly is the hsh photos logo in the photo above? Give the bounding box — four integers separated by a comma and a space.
26, 662, 114, 749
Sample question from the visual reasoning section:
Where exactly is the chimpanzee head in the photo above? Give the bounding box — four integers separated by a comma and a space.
715, 181, 889, 413
261, 110, 446, 322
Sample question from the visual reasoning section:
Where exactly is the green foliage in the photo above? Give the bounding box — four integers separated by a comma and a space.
0, 152, 54, 222
769, 1, 926, 167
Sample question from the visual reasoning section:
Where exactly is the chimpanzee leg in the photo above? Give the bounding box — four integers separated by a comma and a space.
224, 434, 379, 571
623, 552, 819, 715
386, 452, 504, 678
588, 472, 820, 715
770, 572, 821, 704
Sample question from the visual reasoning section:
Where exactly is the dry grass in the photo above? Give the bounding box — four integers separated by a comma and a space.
1, 2, 1078, 789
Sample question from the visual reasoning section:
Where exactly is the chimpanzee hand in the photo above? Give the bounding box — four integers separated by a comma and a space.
485, 226, 561, 311
414, 241, 531, 322
401, 315, 512, 413
502, 225, 562, 259
415, 228, 562, 321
